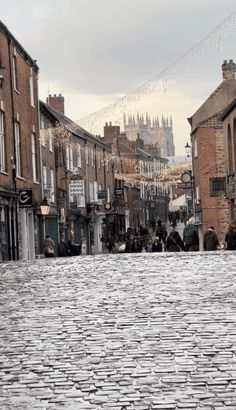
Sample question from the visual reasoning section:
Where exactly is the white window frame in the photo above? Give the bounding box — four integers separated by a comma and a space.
91, 147, 95, 168
66, 144, 73, 171
194, 138, 198, 158
15, 122, 21, 177
31, 132, 37, 182
48, 129, 53, 152
43, 165, 47, 189
77, 143, 81, 168
0, 111, 6, 172
107, 186, 110, 203
89, 180, 98, 202
13, 55, 18, 91
50, 169, 55, 202
29, 75, 35, 107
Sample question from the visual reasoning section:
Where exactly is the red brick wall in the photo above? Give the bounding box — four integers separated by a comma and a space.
193, 127, 229, 244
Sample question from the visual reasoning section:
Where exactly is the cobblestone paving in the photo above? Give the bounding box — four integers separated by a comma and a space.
0, 252, 236, 409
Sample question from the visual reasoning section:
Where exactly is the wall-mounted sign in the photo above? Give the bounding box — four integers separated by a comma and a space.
98, 190, 107, 201
115, 188, 124, 197
19, 189, 33, 208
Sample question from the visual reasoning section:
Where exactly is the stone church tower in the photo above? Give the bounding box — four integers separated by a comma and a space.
124, 113, 175, 157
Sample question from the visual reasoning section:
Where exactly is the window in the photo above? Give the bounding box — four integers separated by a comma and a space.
77, 143, 81, 168
107, 186, 110, 203
14, 122, 21, 177
91, 147, 95, 167
29, 75, 35, 107
0, 111, 6, 172
50, 169, 55, 202
193, 138, 198, 158
98, 151, 101, 169
31, 133, 37, 182
66, 145, 73, 171
210, 177, 226, 197
13, 55, 19, 91
48, 129, 53, 152
43, 165, 47, 189
89, 181, 98, 202
85, 146, 89, 165
40, 117, 46, 146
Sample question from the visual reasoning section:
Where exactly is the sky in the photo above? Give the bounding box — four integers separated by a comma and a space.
1, 0, 236, 155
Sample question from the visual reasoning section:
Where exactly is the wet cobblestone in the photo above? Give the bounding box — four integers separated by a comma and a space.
0, 252, 236, 409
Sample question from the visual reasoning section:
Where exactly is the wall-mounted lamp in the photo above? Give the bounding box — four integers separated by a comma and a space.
185, 141, 191, 158
40, 196, 50, 215
0, 58, 5, 88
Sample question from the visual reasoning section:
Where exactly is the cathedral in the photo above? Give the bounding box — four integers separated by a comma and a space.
124, 113, 175, 158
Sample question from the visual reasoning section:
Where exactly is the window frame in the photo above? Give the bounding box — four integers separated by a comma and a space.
0, 110, 6, 172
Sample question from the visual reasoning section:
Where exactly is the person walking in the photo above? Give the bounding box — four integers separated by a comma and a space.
156, 219, 167, 249
151, 236, 162, 252
166, 226, 185, 252
203, 226, 219, 251
43, 234, 55, 258
183, 217, 199, 251
225, 223, 236, 250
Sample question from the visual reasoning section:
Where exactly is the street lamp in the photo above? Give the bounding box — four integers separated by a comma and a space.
40, 195, 50, 216
181, 170, 195, 216
40, 196, 50, 242
185, 141, 191, 158
0, 58, 5, 88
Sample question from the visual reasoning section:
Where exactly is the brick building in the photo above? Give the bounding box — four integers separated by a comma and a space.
0, 20, 41, 261
221, 98, 236, 220
40, 95, 114, 255
188, 60, 236, 247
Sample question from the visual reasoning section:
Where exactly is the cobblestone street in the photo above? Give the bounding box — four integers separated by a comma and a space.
1, 252, 236, 409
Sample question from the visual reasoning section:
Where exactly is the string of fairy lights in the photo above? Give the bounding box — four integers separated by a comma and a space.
78, 11, 236, 134
42, 11, 236, 190
41, 125, 190, 191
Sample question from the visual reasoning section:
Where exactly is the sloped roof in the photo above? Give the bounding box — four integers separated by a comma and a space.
221, 98, 236, 121
0, 20, 38, 71
40, 100, 111, 148
189, 78, 236, 132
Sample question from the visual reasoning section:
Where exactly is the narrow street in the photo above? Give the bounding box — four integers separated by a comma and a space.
0, 251, 236, 409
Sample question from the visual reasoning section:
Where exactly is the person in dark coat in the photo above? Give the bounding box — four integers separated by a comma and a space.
203, 226, 219, 251
166, 227, 185, 252
183, 217, 199, 251
130, 237, 142, 253
156, 219, 167, 246
225, 224, 236, 250
151, 236, 162, 252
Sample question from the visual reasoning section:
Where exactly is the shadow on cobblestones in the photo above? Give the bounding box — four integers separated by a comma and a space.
0, 252, 236, 409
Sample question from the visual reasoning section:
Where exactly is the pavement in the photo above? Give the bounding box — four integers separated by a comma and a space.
0, 251, 236, 409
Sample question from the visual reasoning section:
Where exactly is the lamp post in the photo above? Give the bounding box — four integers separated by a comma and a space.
182, 141, 195, 216
0, 58, 5, 88
40, 196, 50, 240
185, 141, 191, 158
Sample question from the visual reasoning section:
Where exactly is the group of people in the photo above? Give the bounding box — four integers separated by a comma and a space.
43, 235, 72, 258
43, 218, 236, 258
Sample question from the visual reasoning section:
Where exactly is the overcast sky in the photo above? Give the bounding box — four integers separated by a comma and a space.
1, 0, 236, 155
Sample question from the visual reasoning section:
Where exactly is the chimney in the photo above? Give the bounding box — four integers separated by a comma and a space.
222, 59, 236, 80
46, 93, 65, 114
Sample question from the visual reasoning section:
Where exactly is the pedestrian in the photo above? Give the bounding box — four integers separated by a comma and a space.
183, 217, 199, 251
225, 222, 236, 250
203, 226, 219, 251
151, 236, 162, 252
58, 238, 71, 256
166, 226, 185, 252
43, 234, 55, 258
156, 219, 167, 248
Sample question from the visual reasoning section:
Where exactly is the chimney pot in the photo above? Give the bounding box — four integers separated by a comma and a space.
222, 59, 236, 80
